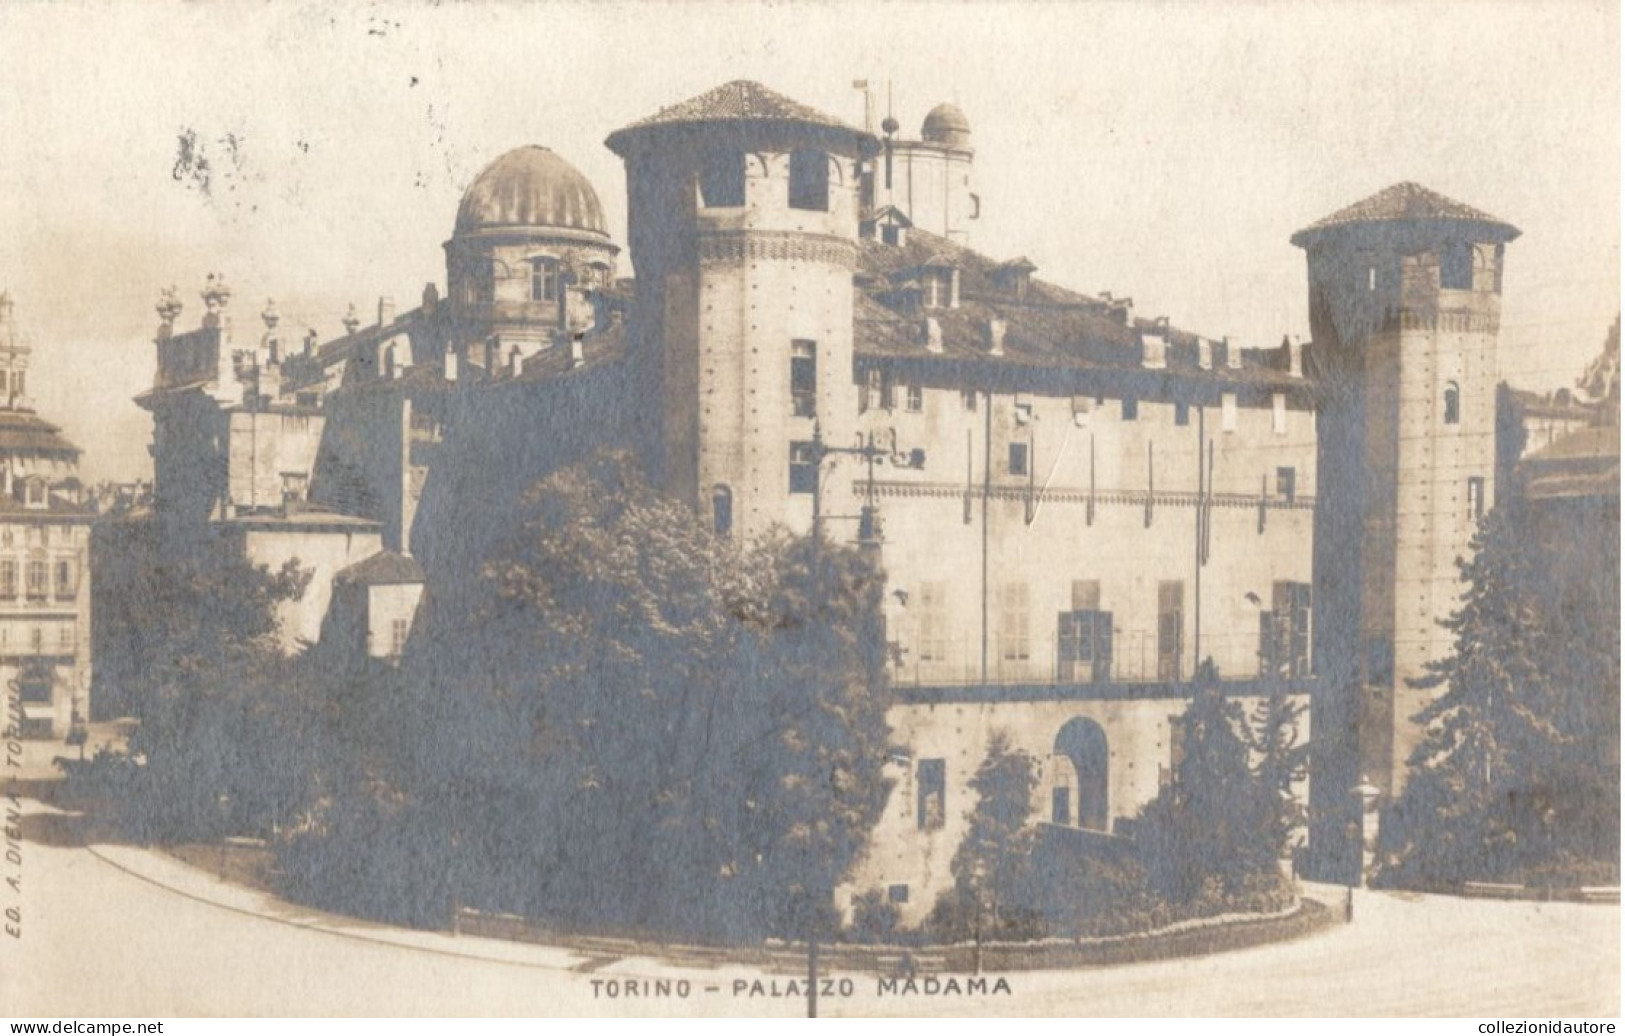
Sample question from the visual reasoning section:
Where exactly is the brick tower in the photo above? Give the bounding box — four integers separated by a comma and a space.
1294, 183, 1519, 881
607, 82, 877, 539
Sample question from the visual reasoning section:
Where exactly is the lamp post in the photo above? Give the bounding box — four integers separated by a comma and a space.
1347, 776, 1381, 919
799, 422, 924, 1018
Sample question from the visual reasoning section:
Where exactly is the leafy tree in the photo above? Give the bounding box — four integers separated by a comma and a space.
929, 731, 1043, 940
83, 540, 313, 842
362, 450, 893, 939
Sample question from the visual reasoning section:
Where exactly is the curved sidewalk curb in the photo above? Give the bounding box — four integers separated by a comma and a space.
84, 842, 597, 973
84, 839, 1339, 977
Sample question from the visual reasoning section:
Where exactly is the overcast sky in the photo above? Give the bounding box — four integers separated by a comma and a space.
0, 0, 1617, 481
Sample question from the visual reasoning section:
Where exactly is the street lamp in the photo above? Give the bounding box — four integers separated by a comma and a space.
1346, 776, 1382, 919
798, 422, 924, 1018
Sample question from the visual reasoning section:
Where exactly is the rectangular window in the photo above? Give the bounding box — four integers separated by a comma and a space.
916, 582, 949, 663
18, 665, 48, 703
1000, 582, 1031, 662
1052, 786, 1071, 825
1174, 401, 1190, 426
1272, 393, 1288, 435
1057, 604, 1113, 684
1157, 580, 1184, 682
962, 389, 978, 412
1166, 715, 1187, 787
281, 472, 309, 504
1221, 393, 1238, 433
1008, 442, 1029, 477
1260, 581, 1313, 678
1440, 242, 1474, 291
917, 758, 946, 830
788, 441, 818, 495
1122, 397, 1138, 421
26, 561, 47, 602
881, 224, 902, 247
390, 618, 409, 658
790, 339, 817, 418
906, 384, 923, 413
887, 884, 910, 904
699, 148, 747, 208
1277, 466, 1297, 504
58, 626, 72, 651
54, 560, 74, 601
788, 148, 830, 212
1467, 476, 1485, 519
0, 562, 15, 600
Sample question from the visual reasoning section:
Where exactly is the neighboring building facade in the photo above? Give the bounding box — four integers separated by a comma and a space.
0, 292, 94, 739
130, 80, 1535, 915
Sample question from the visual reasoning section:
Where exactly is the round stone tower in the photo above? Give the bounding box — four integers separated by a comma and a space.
606, 81, 878, 538
1293, 182, 1519, 882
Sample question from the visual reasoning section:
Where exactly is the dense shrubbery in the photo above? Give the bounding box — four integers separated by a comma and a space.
923, 665, 1304, 943
65, 550, 314, 844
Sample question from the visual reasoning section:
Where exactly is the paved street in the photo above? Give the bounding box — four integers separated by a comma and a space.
2, 798, 1617, 1018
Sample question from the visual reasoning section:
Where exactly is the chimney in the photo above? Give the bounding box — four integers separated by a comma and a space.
1288, 334, 1304, 378
570, 337, 586, 369
510, 348, 524, 378
1197, 337, 1213, 370
377, 296, 396, 327
443, 350, 459, 382
1121, 297, 1135, 328
924, 317, 943, 354
986, 318, 1006, 357
200, 273, 231, 330
1225, 336, 1242, 370
303, 329, 318, 358
155, 287, 183, 341
421, 282, 439, 315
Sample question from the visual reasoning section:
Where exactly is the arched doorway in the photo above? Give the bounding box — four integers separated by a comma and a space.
1054, 717, 1109, 831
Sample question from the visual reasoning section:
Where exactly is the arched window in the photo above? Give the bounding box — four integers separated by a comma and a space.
711, 485, 733, 537
472, 258, 496, 304
789, 149, 830, 211
1443, 381, 1461, 425
1055, 717, 1109, 831
699, 148, 746, 208
1440, 242, 1473, 291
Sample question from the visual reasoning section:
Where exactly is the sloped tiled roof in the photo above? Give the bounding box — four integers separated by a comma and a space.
1292, 182, 1518, 245
1519, 425, 1619, 502
0, 410, 80, 456
854, 230, 1304, 391
607, 80, 864, 152
336, 549, 426, 586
